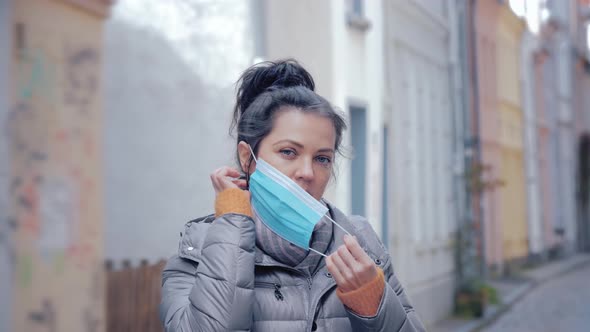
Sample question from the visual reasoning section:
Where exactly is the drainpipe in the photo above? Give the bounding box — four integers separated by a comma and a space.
448, 0, 464, 288
469, 0, 486, 279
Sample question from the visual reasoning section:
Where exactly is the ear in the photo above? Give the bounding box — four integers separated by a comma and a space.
237, 141, 254, 173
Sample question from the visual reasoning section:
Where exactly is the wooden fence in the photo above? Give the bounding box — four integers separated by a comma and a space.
106, 259, 166, 332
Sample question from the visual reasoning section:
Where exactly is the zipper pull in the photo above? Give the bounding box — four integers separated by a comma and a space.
274, 284, 284, 301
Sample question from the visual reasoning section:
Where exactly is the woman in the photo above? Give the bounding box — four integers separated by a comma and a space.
159, 59, 425, 332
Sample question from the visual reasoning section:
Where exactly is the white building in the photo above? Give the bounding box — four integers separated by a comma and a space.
263, 0, 386, 236
543, 0, 580, 254
266, 0, 461, 325
383, 0, 457, 325
521, 28, 545, 259
518, 0, 590, 260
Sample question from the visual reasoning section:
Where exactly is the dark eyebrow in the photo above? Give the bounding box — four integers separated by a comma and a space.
273, 139, 304, 148
273, 140, 334, 154
317, 148, 335, 154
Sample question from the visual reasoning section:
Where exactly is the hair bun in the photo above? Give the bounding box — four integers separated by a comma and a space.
235, 59, 315, 115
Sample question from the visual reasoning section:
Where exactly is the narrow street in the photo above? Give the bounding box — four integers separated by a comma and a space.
482, 264, 590, 332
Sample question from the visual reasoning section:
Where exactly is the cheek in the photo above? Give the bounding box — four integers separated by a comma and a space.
265, 155, 298, 178
313, 168, 332, 189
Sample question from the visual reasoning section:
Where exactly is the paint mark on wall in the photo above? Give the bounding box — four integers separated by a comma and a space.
19, 178, 40, 236
18, 254, 33, 288
64, 46, 98, 114
0, 218, 17, 269
28, 298, 56, 332
38, 177, 79, 263
16, 48, 56, 102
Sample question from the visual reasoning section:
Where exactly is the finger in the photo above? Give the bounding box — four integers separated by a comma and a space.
210, 170, 222, 192
337, 245, 366, 285
331, 252, 355, 288
232, 179, 248, 189
337, 245, 357, 270
326, 255, 338, 276
217, 176, 239, 190
212, 167, 242, 191
219, 167, 241, 178
343, 234, 373, 265
326, 255, 348, 290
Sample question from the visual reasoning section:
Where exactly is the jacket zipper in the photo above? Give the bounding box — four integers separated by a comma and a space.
308, 279, 337, 330
254, 282, 284, 301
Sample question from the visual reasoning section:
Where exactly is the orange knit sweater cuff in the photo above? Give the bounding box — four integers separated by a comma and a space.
336, 268, 385, 317
214, 188, 252, 218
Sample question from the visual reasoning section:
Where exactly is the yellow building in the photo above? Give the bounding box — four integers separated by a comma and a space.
7, 0, 111, 331
496, 5, 529, 262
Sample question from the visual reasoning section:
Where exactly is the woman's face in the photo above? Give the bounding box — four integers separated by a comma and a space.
239, 108, 336, 200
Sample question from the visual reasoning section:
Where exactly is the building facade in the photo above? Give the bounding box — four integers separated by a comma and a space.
496, 5, 528, 264
4, 0, 112, 331
384, 0, 457, 325
475, 0, 505, 273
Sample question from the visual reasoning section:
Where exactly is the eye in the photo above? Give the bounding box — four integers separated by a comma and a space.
315, 155, 332, 166
279, 149, 297, 159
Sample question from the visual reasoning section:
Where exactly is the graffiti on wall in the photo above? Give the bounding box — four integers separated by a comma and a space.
6, 12, 103, 330
28, 298, 56, 332
38, 177, 79, 263
7, 43, 101, 268
65, 45, 98, 115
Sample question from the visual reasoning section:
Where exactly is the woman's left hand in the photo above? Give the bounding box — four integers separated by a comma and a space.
326, 234, 378, 293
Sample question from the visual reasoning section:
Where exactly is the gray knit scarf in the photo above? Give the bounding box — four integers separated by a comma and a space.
253, 207, 333, 275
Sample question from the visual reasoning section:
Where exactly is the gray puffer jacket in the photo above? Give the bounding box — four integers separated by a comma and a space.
159, 203, 425, 332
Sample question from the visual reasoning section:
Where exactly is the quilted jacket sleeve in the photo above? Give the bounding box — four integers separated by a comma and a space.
159, 213, 256, 332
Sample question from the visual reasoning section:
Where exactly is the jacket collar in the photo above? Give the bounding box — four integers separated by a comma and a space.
179, 202, 389, 270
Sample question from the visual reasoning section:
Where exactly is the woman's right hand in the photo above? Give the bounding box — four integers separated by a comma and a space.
210, 166, 248, 196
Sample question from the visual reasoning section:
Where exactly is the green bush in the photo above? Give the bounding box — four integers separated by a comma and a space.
454, 280, 499, 318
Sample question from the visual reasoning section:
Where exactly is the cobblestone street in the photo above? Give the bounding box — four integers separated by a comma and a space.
482, 264, 590, 332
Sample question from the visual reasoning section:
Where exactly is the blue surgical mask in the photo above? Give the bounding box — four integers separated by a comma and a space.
247, 146, 349, 256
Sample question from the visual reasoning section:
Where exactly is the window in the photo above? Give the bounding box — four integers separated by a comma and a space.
350, 105, 367, 216
351, 0, 363, 16
346, 0, 371, 31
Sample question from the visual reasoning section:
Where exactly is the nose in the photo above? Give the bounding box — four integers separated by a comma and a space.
294, 158, 314, 184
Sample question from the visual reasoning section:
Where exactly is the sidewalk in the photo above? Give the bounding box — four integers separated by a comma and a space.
430, 253, 590, 332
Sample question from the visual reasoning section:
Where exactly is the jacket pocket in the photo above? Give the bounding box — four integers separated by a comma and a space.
254, 281, 284, 301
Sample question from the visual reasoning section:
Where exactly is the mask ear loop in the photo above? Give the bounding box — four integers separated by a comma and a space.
248, 145, 258, 163
308, 215, 351, 258
245, 145, 258, 187
325, 215, 351, 236
309, 248, 327, 257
